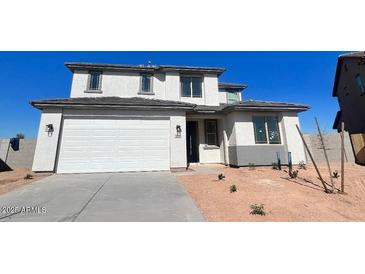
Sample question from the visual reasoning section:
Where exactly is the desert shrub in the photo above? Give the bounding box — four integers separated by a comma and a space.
272, 162, 279, 170
16, 133, 25, 139
289, 170, 299, 179
24, 174, 33, 180
218, 173, 225, 180
230, 185, 237, 193
250, 204, 266, 216
298, 161, 306, 169
332, 171, 340, 179
248, 163, 255, 170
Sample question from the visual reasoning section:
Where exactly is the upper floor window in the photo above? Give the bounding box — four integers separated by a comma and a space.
252, 116, 281, 144
88, 71, 102, 91
181, 76, 203, 98
227, 92, 240, 104
141, 73, 153, 93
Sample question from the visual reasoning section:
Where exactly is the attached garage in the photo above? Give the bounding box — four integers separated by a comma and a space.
30, 97, 192, 173
56, 117, 170, 173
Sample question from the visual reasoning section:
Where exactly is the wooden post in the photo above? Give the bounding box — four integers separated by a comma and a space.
340, 121, 345, 193
295, 125, 330, 193
315, 118, 335, 192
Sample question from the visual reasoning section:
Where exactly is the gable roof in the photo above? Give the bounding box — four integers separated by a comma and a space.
65, 62, 226, 76
30, 97, 309, 113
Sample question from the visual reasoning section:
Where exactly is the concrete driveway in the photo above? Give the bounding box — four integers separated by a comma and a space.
0, 172, 204, 222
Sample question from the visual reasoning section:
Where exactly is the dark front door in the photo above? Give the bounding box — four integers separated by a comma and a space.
186, 121, 199, 163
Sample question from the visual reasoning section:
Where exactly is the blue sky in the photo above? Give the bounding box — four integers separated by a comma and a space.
0, 51, 343, 138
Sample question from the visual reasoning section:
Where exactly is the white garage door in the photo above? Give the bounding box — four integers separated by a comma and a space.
57, 117, 170, 173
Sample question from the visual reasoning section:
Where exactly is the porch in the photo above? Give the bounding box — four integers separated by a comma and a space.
185, 114, 227, 165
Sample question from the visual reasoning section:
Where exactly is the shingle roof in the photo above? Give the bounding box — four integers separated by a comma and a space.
193, 100, 309, 113
30, 97, 195, 110
223, 100, 309, 112
30, 97, 309, 112
65, 62, 226, 75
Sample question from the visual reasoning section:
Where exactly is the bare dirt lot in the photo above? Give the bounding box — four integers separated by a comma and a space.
0, 169, 50, 196
176, 163, 365, 221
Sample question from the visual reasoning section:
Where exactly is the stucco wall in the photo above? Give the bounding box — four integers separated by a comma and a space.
224, 111, 306, 165
69, 70, 221, 106
281, 112, 306, 164
32, 109, 63, 172
32, 108, 187, 172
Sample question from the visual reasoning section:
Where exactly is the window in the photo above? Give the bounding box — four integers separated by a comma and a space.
141, 73, 153, 93
253, 116, 281, 144
205, 119, 218, 146
227, 92, 239, 104
88, 71, 102, 91
355, 74, 365, 96
181, 76, 203, 98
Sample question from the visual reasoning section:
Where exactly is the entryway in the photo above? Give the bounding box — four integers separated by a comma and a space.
186, 121, 199, 163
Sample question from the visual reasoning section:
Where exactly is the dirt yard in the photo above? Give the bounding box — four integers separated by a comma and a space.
0, 169, 50, 196
176, 163, 365, 221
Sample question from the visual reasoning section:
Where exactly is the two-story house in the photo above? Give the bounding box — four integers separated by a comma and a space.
30, 62, 308, 173
332, 51, 365, 165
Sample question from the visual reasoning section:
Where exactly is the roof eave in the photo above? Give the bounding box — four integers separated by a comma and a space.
218, 83, 248, 91
223, 105, 309, 113
30, 102, 194, 111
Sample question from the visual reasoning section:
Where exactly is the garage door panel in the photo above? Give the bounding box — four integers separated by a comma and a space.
57, 118, 170, 173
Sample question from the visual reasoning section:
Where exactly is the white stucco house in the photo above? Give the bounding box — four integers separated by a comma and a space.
30, 62, 308, 174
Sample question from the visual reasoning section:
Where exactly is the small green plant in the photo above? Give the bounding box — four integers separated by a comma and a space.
285, 169, 299, 178
248, 162, 255, 170
250, 204, 266, 216
230, 185, 237, 193
218, 173, 225, 180
289, 170, 299, 179
298, 160, 306, 170
24, 174, 33, 180
332, 171, 340, 179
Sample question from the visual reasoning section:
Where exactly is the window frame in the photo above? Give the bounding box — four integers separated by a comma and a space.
204, 119, 219, 146
252, 116, 281, 145
87, 71, 102, 91
227, 91, 240, 104
140, 73, 154, 94
180, 75, 203, 98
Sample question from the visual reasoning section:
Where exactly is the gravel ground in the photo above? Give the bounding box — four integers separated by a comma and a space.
0, 169, 50, 196
176, 163, 365, 221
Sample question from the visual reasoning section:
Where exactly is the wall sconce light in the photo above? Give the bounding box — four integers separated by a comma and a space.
45, 124, 54, 133
45, 124, 54, 136
176, 125, 182, 138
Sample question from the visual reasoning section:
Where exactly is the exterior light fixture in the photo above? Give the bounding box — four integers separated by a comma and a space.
45, 124, 54, 136
176, 125, 182, 138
